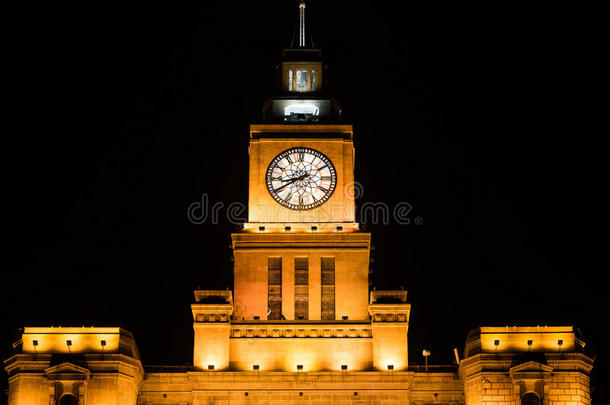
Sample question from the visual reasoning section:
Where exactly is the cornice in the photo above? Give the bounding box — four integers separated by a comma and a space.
458, 352, 595, 378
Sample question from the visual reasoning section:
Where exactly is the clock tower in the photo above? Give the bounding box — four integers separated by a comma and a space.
235, 0, 366, 322
192, 0, 411, 373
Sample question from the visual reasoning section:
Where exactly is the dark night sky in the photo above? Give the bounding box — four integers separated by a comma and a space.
2, 1, 608, 403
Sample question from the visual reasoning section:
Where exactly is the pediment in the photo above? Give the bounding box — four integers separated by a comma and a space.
45, 362, 90, 380
510, 361, 553, 374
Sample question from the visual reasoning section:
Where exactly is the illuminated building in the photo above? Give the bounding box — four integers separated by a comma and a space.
3, 2, 594, 404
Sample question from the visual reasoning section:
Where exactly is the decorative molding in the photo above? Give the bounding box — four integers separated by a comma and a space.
185, 371, 418, 386
230, 327, 372, 338
371, 313, 409, 322
44, 362, 91, 380
195, 313, 231, 323
509, 361, 553, 374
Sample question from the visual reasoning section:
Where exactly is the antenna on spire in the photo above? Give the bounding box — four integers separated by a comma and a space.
299, 0, 306, 47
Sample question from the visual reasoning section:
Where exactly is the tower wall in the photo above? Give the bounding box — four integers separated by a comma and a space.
229, 334, 373, 371
369, 291, 411, 371
232, 233, 370, 321
193, 324, 232, 371
247, 125, 355, 224
192, 292, 234, 371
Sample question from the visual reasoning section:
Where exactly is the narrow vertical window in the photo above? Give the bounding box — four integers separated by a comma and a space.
268, 257, 282, 320
294, 257, 309, 320
296, 70, 308, 91
288, 70, 293, 91
310, 70, 316, 91
321, 257, 335, 320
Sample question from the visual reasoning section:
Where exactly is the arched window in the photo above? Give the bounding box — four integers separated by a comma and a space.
522, 392, 540, 405
59, 393, 78, 405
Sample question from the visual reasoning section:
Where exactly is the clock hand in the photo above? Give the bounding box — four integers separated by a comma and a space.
274, 177, 300, 192
280, 174, 309, 182
275, 174, 308, 192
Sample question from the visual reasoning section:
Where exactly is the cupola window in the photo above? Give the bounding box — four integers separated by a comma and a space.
296, 70, 308, 91
288, 70, 316, 92
283, 104, 319, 122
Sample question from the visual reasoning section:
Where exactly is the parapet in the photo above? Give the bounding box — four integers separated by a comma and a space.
464, 325, 585, 357
369, 290, 408, 304
368, 290, 410, 323
14, 326, 140, 359
192, 290, 234, 324
194, 290, 233, 305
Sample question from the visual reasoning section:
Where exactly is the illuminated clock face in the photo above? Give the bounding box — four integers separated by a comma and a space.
266, 147, 337, 210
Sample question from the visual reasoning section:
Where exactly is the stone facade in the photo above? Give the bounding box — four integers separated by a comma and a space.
3, 307, 594, 405
3, 3, 595, 404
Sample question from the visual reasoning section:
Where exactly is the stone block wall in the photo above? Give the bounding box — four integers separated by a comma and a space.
138, 370, 464, 405
546, 372, 591, 404
6, 374, 49, 405
86, 373, 140, 405
463, 372, 514, 405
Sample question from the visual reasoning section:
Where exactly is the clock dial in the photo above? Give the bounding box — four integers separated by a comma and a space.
266, 147, 337, 210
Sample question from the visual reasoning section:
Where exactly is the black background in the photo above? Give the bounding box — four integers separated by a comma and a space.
2, 1, 608, 403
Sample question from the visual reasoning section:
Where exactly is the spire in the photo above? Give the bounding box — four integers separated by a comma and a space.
263, 0, 341, 123
299, 0, 306, 48
290, 0, 315, 49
